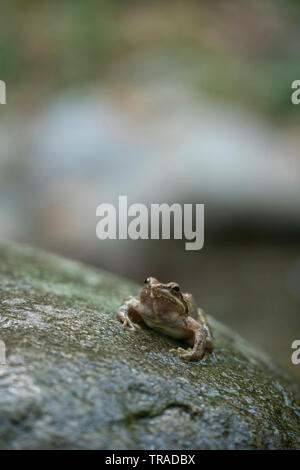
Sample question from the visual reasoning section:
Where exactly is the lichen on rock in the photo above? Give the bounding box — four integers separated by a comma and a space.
0, 241, 299, 449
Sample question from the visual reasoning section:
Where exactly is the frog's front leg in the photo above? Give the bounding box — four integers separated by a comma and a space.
170, 317, 208, 361
117, 296, 145, 331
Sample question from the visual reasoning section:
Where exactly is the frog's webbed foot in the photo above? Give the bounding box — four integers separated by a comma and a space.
169, 347, 195, 361
169, 347, 188, 355
169, 346, 205, 362
117, 296, 143, 331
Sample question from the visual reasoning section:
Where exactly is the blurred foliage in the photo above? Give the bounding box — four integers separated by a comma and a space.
1, 0, 300, 117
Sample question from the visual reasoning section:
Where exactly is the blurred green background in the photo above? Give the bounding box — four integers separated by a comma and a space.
0, 0, 300, 381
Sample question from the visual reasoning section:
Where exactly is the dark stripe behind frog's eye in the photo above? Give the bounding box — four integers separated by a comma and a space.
171, 284, 180, 292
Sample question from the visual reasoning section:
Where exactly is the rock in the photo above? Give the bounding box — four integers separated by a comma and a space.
0, 241, 299, 450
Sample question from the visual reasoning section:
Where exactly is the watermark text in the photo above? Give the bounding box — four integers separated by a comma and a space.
0, 340, 6, 365
291, 80, 300, 105
0, 80, 6, 104
291, 340, 300, 365
96, 196, 204, 250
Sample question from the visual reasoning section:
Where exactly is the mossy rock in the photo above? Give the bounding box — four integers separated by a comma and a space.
0, 241, 299, 449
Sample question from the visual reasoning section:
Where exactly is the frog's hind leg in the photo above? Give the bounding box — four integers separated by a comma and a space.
170, 317, 207, 362
117, 296, 144, 331
197, 308, 214, 356
170, 308, 215, 361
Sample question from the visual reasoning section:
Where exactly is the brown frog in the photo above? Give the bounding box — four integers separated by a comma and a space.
117, 277, 214, 361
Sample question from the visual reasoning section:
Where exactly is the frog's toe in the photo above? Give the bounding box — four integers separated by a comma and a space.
169, 347, 187, 355
170, 347, 205, 361
122, 318, 140, 331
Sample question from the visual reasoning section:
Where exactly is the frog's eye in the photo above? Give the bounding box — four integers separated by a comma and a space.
144, 277, 150, 284
171, 284, 180, 292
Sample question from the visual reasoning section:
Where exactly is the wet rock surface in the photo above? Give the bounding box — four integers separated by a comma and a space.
0, 241, 299, 449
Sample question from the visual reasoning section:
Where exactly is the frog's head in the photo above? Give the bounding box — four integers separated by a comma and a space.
141, 276, 188, 315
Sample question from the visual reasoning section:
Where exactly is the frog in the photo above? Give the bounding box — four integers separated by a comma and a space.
117, 277, 214, 362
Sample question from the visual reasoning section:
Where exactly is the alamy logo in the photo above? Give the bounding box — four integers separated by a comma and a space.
96, 196, 204, 250
291, 340, 300, 365
0, 340, 6, 365
0, 80, 6, 104
291, 80, 300, 105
